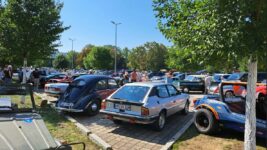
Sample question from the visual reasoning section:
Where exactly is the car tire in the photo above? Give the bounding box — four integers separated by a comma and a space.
113, 119, 123, 125
153, 111, 166, 131
182, 101, 190, 115
225, 91, 234, 98
86, 100, 100, 116
194, 109, 218, 134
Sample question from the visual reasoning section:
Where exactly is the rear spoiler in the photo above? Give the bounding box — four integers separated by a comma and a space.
106, 98, 144, 106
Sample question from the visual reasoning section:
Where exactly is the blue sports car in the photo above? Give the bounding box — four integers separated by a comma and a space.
193, 81, 267, 138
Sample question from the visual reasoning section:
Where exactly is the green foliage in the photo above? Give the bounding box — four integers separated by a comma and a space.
76, 44, 95, 68
128, 42, 167, 71
53, 54, 69, 69
0, 0, 68, 66
153, 0, 267, 69
66, 50, 79, 69
83, 46, 113, 69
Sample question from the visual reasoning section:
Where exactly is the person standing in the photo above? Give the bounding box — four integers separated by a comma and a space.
204, 73, 212, 94
130, 69, 137, 82
166, 70, 174, 84
3, 65, 12, 84
32, 68, 40, 90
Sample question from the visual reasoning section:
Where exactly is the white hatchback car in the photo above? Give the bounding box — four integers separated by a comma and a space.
100, 82, 190, 130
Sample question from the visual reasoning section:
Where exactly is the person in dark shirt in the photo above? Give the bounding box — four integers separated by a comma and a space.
32, 68, 40, 90
3, 65, 12, 84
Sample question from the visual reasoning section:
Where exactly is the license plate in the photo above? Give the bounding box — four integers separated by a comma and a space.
61, 102, 73, 107
114, 104, 130, 110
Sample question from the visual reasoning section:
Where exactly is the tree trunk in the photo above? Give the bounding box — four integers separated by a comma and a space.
21, 57, 27, 104
244, 55, 257, 150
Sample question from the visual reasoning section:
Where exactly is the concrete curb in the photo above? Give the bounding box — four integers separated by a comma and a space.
160, 115, 194, 150
89, 134, 112, 150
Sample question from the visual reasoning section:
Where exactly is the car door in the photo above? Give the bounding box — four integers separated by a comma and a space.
107, 79, 119, 95
166, 85, 183, 112
156, 85, 176, 116
95, 79, 108, 100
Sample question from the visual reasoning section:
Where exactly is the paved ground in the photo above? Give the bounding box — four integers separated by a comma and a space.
37, 91, 204, 150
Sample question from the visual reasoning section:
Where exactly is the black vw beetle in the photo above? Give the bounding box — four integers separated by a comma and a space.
56, 75, 119, 115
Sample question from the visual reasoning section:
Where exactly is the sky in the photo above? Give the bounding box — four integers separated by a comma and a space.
58, 0, 172, 53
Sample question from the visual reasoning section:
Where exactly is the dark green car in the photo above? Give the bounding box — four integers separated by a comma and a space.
179, 75, 206, 93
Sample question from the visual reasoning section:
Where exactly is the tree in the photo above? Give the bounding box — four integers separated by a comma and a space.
76, 44, 95, 68
128, 42, 167, 71
66, 50, 79, 69
0, 0, 68, 67
83, 46, 113, 70
53, 54, 69, 69
153, 0, 267, 149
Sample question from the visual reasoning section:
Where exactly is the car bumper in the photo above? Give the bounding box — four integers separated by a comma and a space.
45, 92, 61, 97
55, 107, 84, 113
100, 110, 158, 124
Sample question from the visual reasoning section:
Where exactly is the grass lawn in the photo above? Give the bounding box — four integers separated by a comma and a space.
34, 96, 100, 150
172, 125, 267, 150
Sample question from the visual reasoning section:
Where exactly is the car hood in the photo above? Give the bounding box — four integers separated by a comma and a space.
0, 113, 57, 149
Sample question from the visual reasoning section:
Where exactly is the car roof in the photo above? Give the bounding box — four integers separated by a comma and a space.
124, 82, 170, 88
76, 75, 112, 82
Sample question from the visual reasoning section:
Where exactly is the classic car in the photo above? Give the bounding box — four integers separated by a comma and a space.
100, 82, 190, 131
0, 83, 85, 149
39, 73, 66, 88
179, 75, 206, 93
56, 75, 119, 115
227, 72, 267, 83
44, 74, 87, 97
193, 81, 267, 138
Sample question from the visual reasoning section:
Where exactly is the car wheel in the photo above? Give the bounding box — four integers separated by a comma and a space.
86, 100, 100, 116
153, 111, 166, 131
194, 109, 218, 134
225, 91, 234, 98
182, 101, 189, 115
113, 119, 123, 125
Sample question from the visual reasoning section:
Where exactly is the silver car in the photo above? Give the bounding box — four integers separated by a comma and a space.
100, 82, 190, 131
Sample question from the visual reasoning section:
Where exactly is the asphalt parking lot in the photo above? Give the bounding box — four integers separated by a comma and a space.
38, 91, 204, 150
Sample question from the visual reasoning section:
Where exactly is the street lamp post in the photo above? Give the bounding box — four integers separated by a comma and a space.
69, 38, 75, 69
111, 21, 121, 74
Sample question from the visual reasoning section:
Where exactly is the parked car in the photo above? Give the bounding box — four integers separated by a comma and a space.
0, 83, 85, 149
193, 82, 267, 138
100, 82, 190, 131
179, 75, 206, 93
207, 74, 230, 94
213, 73, 230, 82
45, 74, 87, 97
39, 73, 66, 88
56, 75, 119, 115
227, 72, 267, 83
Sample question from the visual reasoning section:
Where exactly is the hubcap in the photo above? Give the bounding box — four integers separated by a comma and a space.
91, 103, 98, 111
197, 114, 209, 129
159, 113, 165, 129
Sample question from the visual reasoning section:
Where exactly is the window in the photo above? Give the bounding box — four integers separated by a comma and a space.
95, 80, 107, 90
108, 79, 118, 89
167, 85, 178, 96
156, 86, 169, 98
111, 86, 149, 102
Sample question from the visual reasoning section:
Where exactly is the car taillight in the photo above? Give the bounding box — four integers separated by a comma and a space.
214, 86, 219, 93
54, 88, 61, 91
141, 106, 149, 116
101, 101, 106, 109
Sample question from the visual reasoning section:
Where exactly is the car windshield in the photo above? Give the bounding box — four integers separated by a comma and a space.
111, 86, 150, 103
227, 73, 242, 80
184, 75, 194, 81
